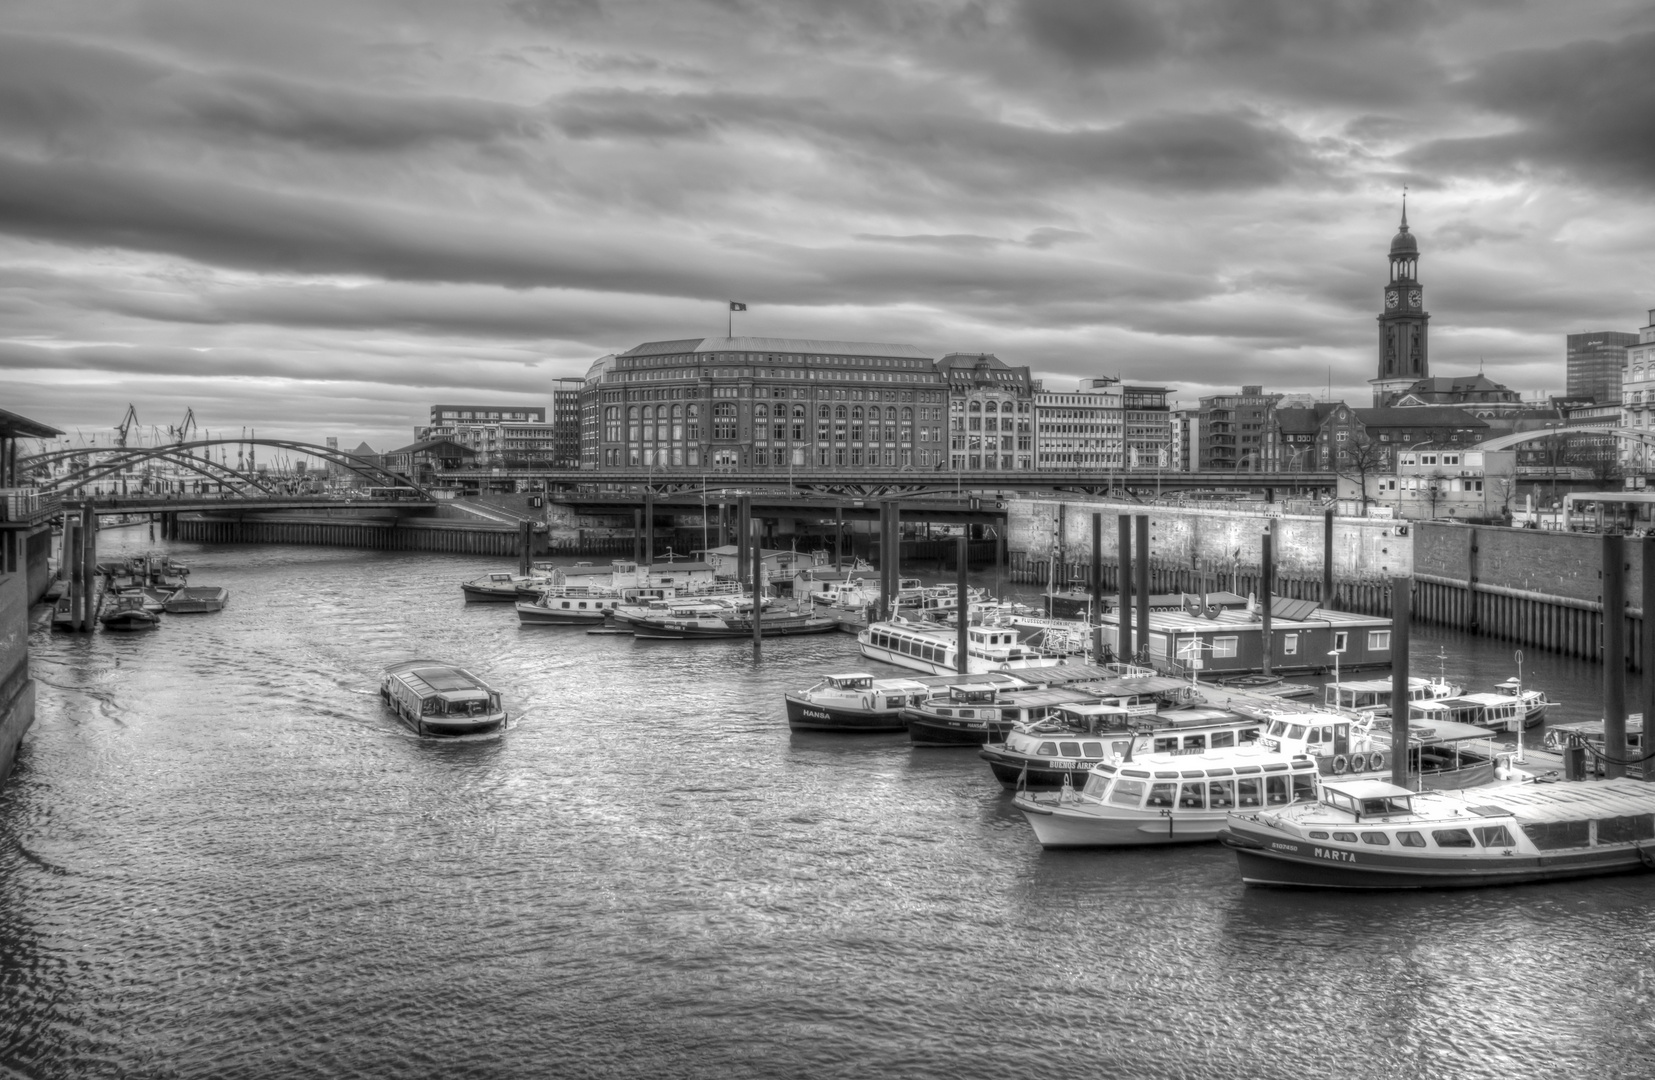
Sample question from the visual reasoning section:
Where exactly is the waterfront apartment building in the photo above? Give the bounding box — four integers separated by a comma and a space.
421, 402, 555, 469
596, 336, 948, 472
1123, 386, 1173, 468
1567, 330, 1638, 404
1033, 377, 1122, 471
551, 379, 582, 470
1170, 406, 1198, 472
1197, 386, 1280, 470
939, 352, 1035, 472
1621, 310, 1655, 476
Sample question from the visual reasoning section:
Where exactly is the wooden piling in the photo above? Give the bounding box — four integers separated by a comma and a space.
1390, 575, 1412, 788
1604, 533, 1628, 779
1261, 525, 1274, 677
1135, 514, 1150, 665
1117, 514, 1133, 661
956, 537, 969, 674
1322, 507, 1335, 609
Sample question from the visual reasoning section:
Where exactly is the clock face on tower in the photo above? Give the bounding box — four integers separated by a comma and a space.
1386, 291, 1399, 309
1408, 289, 1422, 308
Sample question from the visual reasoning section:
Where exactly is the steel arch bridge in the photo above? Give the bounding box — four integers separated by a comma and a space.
1473, 427, 1655, 453
21, 439, 432, 499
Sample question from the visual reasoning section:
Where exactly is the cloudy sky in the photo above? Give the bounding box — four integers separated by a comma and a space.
4, 0, 1654, 451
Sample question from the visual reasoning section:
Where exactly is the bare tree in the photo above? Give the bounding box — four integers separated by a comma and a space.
1565, 439, 1622, 487
1336, 435, 1387, 511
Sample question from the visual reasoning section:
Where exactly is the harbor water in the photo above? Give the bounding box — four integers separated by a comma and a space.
4, 534, 1654, 1079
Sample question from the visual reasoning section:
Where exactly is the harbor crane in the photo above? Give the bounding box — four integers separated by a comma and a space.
170, 408, 198, 444
116, 404, 140, 448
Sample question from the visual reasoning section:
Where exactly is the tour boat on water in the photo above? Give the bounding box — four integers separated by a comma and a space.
627, 606, 840, 640
858, 617, 1064, 676
784, 671, 1025, 732
516, 590, 622, 626
379, 661, 507, 737
1013, 745, 1322, 848
1324, 675, 1460, 716
99, 594, 160, 631
981, 702, 1267, 788
162, 585, 229, 613
461, 571, 549, 602
1258, 710, 1501, 789
904, 684, 1104, 747
1220, 777, 1655, 889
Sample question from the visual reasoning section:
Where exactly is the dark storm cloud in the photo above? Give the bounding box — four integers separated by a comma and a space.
1016, 0, 1449, 67
550, 90, 1327, 193
0, 31, 538, 155
1407, 29, 1655, 188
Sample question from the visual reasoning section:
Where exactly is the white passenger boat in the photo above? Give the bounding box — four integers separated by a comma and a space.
516, 589, 622, 625
809, 579, 880, 609
1013, 745, 1322, 847
1221, 777, 1655, 889
858, 617, 1065, 676
379, 660, 508, 737
784, 671, 1022, 732
1324, 676, 1460, 716
981, 701, 1266, 787
1259, 709, 1501, 789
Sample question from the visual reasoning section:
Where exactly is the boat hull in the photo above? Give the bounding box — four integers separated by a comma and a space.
461, 585, 522, 602
515, 602, 608, 625
630, 617, 840, 640
402, 714, 508, 738
980, 746, 1104, 788
1222, 823, 1655, 890
904, 711, 1010, 747
100, 612, 159, 631
163, 586, 228, 613
784, 695, 907, 733
1015, 795, 1228, 847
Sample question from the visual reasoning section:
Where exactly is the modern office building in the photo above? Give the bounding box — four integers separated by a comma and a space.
551, 379, 583, 470
1568, 330, 1638, 404
1033, 377, 1122, 471
595, 336, 947, 472
1122, 385, 1173, 469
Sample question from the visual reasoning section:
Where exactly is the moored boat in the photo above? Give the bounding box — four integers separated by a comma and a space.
1014, 745, 1322, 848
162, 585, 229, 613
461, 571, 548, 602
628, 606, 840, 640
99, 594, 160, 631
515, 590, 621, 625
380, 660, 507, 737
1220, 777, 1655, 889
858, 618, 1065, 676
1258, 709, 1501, 790
981, 703, 1267, 788
1324, 675, 1460, 716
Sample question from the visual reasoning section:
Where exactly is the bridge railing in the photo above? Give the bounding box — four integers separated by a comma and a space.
0, 487, 60, 526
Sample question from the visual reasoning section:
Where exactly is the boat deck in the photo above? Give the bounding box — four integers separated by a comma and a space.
1456, 778, 1655, 824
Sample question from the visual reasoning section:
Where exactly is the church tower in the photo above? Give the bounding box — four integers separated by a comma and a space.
1370, 201, 1430, 406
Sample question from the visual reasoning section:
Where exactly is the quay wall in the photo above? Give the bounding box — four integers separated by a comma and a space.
0, 524, 52, 793
1412, 522, 1654, 666
1004, 497, 1409, 615
174, 514, 528, 557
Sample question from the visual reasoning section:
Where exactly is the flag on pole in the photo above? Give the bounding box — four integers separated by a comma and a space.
729, 301, 747, 311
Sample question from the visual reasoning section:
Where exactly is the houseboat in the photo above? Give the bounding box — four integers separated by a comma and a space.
784, 671, 1026, 732
858, 618, 1065, 676
515, 590, 621, 626
99, 594, 160, 631
627, 607, 840, 640
1324, 675, 1460, 716
1220, 777, 1655, 889
1098, 597, 1394, 677
1014, 745, 1322, 848
162, 586, 229, 613
379, 661, 507, 737
981, 702, 1267, 788
1258, 710, 1502, 790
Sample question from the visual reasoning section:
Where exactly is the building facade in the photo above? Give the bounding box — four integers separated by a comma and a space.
551, 379, 582, 470
1568, 330, 1638, 404
1033, 377, 1122, 471
940, 353, 1035, 472
1198, 386, 1281, 470
1123, 386, 1173, 468
596, 336, 947, 472
1621, 310, 1655, 476
1371, 205, 1431, 406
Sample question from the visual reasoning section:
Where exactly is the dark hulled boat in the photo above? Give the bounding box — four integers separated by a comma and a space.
628, 608, 840, 640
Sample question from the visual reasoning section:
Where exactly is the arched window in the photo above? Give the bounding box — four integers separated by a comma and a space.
643, 405, 654, 421
851, 407, 863, 421
835, 405, 847, 420
969, 401, 982, 412
819, 405, 830, 420
984, 401, 998, 413
755, 403, 769, 420
687, 403, 700, 418
686, 403, 701, 440
604, 406, 620, 443
901, 407, 912, 421
792, 405, 806, 418
713, 402, 737, 440
627, 406, 639, 443
672, 404, 683, 418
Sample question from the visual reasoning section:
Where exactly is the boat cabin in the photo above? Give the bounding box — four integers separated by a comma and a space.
385, 664, 503, 720
1078, 750, 1319, 810
1315, 779, 1416, 821
1416, 694, 1522, 733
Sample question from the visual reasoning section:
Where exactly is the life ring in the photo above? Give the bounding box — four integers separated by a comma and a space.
1350, 752, 1368, 773
1369, 751, 1385, 772
1332, 754, 1349, 775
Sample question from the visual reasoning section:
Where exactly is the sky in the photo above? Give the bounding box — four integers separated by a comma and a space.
4, 0, 1655, 453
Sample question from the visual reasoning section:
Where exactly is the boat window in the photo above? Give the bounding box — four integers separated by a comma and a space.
1307, 728, 1321, 744
1107, 779, 1146, 807
1596, 815, 1655, 844
1331, 832, 1358, 843
1082, 742, 1104, 757
885, 697, 906, 709
1265, 776, 1289, 805
1520, 820, 1591, 850
1291, 774, 1316, 802
1361, 832, 1391, 845
1183, 734, 1206, 750
1207, 780, 1234, 809
1110, 740, 1130, 758
1178, 783, 1205, 809
1002, 709, 1020, 721
937, 708, 953, 717
1082, 773, 1109, 798
1287, 724, 1307, 739
1240, 727, 1261, 743
1432, 828, 1476, 848
1154, 736, 1178, 752
1210, 731, 1235, 748
420, 698, 438, 715
1236, 778, 1261, 807
1037, 742, 1057, 756
1397, 831, 1426, 847
1262, 762, 1288, 772
1474, 825, 1514, 847
1147, 783, 1176, 807
1308, 830, 1330, 840
1059, 742, 1081, 757
1269, 721, 1287, 736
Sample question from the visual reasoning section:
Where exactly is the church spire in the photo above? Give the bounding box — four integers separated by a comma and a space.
1400, 187, 1408, 232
